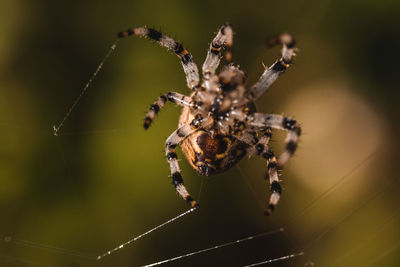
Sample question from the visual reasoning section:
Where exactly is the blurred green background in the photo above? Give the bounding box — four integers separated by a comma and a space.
1, 0, 399, 266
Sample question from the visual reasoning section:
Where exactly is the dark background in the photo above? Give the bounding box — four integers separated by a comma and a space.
1, 0, 399, 266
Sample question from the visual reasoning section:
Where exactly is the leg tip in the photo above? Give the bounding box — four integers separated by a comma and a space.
190, 201, 199, 208
143, 117, 152, 130
185, 196, 199, 208
264, 204, 275, 216
118, 29, 134, 38
118, 31, 127, 38
264, 210, 271, 216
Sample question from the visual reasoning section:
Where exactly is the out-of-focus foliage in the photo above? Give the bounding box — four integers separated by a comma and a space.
1, 0, 399, 266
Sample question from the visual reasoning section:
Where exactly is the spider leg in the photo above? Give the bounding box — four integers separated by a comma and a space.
262, 146, 281, 215
235, 129, 281, 215
248, 113, 301, 168
118, 27, 200, 90
245, 33, 297, 101
202, 23, 233, 76
251, 130, 281, 215
165, 124, 199, 208
144, 92, 192, 129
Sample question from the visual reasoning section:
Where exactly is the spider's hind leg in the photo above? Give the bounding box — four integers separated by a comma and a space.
263, 147, 281, 215
233, 128, 281, 215
144, 92, 192, 129
249, 113, 301, 168
244, 129, 281, 215
165, 124, 199, 208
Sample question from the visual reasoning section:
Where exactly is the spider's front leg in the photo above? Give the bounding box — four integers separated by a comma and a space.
118, 27, 200, 90
248, 113, 301, 168
245, 33, 297, 101
143, 92, 192, 129
165, 124, 199, 208
202, 23, 234, 76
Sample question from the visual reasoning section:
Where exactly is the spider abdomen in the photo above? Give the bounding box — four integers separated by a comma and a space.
181, 130, 248, 176
179, 104, 249, 176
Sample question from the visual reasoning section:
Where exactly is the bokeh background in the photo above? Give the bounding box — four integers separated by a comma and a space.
1, 0, 399, 266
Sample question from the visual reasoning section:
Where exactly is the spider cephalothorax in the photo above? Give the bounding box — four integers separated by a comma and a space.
118, 24, 301, 215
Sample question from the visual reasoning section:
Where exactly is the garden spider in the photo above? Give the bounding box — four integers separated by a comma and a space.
118, 23, 300, 215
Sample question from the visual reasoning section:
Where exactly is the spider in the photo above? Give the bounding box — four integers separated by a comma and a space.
118, 23, 300, 215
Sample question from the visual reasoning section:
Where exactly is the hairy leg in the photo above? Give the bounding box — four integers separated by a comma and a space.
118, 27, 200, 90
246, 33, 297, 101
144, 92, 192, 129
202, 23, 234, 76
235, 129, 281, 215
165, 124, 199, 207
248, 113, 301, 168
262, 147, 281, 215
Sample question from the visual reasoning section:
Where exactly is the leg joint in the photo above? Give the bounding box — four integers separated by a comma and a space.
150, 104, 160, 114
282, 117, 297, 130
271, 181, 282, 194
272, 60, 287, 72
160, 94, 167, 103
166, 152, 178, 161
171, 172, 183, 187
263, 149, 274, 159
147, 28, 162, 41
267, 161, 278, 170
166, 142, 177, 149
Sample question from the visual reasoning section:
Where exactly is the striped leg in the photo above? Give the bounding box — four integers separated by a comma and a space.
262, 148, 281, 215
248, 113, 301, 168
118, 27, 200, 90
144, 92, 192, 129
202, 23, 233, 76
165, 125, 199, 208
246, 33, 296, 101
241, 129, 280, 215
234, 129, 280, 214
252, 130, 281, 215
